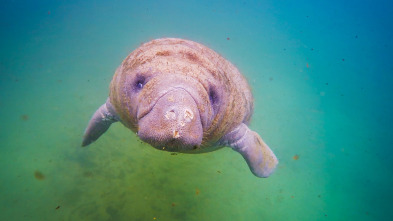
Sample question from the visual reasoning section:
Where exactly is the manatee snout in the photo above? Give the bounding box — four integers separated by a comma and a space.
137, 88, 203, 152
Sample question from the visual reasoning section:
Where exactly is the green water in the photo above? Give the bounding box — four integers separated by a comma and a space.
1, 0, 392, 220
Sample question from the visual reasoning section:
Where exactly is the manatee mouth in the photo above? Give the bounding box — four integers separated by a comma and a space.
136, 87, 204, 152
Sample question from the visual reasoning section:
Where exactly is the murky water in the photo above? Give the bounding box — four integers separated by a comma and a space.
1, 0, 392, 220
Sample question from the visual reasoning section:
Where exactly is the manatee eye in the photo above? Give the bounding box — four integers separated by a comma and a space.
209, 86, 218, 104
209, 85, 220, 114
134, 75, 145, 91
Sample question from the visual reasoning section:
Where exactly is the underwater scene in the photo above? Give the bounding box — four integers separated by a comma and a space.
1, 0, 392, 220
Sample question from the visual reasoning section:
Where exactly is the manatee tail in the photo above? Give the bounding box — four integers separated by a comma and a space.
222, 123, 278, 178
82, 99, 118, 147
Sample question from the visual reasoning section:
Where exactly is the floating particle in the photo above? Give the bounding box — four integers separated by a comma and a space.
293, 155, 299, 160
195, 188, 200, 195
21, 114, 29, 121
226, 37, 230, 40
306, 63, 309, 68
34, 170, 45, 180
55, 206, 60, 210
83, 171, 94, 178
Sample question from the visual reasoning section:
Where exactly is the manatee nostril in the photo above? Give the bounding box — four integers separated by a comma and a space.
165, 109, 176, 120
184, 109, 193, 122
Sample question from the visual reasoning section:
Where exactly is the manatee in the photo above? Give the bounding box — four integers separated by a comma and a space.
82, 38, 278, 178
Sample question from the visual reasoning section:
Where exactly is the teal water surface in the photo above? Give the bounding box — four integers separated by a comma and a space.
1, 0, 392, 220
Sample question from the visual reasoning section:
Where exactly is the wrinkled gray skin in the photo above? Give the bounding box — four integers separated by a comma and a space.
82, 38, 278, 178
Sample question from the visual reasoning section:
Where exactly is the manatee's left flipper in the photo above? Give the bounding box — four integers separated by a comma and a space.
221, 123, 278, 178
82, 99, 119, 147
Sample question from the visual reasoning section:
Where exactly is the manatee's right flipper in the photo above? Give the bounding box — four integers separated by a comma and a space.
82, 99, 118, 147
221, 123, 278, 178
